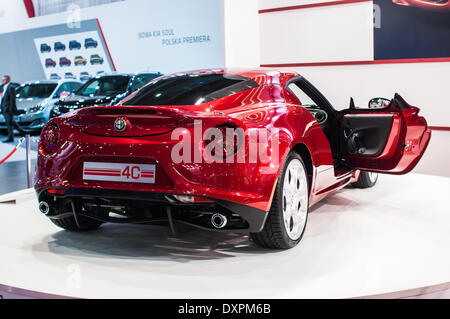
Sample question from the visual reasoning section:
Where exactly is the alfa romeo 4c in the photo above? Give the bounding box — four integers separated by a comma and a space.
35, 69, 431, 249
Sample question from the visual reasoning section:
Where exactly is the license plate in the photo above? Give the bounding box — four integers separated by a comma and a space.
83, 162, 155, 184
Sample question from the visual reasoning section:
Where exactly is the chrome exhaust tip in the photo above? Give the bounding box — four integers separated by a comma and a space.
39, 201, 50, 215
211, 213, 227, 229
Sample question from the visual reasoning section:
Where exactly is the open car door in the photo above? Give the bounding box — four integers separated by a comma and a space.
340, 94, 431, 174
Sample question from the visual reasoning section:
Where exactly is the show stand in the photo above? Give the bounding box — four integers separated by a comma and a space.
0, 173, 449, 299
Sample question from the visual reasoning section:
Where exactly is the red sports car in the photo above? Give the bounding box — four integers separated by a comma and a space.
35, 69, 431, 249
392, 0, 450, 10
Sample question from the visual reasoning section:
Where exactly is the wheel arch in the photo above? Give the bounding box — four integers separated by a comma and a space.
291, 143, 314, 194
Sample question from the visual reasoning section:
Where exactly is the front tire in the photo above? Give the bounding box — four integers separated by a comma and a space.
251, 152, 309, 249
352, 171, 378, 188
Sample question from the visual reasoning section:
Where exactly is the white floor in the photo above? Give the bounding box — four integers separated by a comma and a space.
0, 173, 449, 299
0, 139, 37, 163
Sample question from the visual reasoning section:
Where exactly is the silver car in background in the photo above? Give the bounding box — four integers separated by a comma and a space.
0, 80, 82, 134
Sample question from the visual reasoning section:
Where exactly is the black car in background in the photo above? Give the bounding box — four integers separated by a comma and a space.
84, 38, 98, 49
40, 43, 51, 53
69, 40, 81, 50
54, 42, 66, 52
52, 72, 163, 117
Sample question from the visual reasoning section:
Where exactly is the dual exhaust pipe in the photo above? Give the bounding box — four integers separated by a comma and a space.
40, 199, 228, 229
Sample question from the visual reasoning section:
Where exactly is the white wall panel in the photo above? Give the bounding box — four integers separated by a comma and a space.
259, 0, 450, 177
224, 0, 260, 68
272, 62, 450, 126
260, 2, 374, 64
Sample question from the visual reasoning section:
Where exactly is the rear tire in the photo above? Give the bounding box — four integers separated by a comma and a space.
251, 152, 309, 249
352, 171, 378, 188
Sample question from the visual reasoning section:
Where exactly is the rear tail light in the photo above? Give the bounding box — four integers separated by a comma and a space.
204, 124, 242, 159
41, 123, 60, 154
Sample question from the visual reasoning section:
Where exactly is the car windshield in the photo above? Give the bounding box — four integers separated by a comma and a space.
128, 74, 161, 92
123, 73, 259, 106
76, 76, 130, 97
15, 83, 57, 99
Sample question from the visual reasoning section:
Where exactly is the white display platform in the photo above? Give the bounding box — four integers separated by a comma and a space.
0, 173, 449, 299
0, 140, 37, 163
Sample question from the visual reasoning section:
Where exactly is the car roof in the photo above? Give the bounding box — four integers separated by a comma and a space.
133, 71, 163, 76
95, 72, 133, 78
20, 79, 81, 86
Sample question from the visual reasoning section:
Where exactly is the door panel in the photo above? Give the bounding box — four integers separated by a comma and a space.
342, 114, 394, 156
341, 94, 431, 174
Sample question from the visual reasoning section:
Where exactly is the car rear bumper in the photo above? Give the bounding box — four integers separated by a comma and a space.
36, 187, 268, 233
35, 127, 280, 213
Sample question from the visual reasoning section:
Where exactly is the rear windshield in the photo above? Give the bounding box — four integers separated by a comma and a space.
15, 83, 57, 99
123, 73, 259, 106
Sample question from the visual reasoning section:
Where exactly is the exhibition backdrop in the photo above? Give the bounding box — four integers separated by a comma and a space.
0, 19, 113, 82
24, 0, 125, 17
0, 0, 224, 83
374, 0, 450, 60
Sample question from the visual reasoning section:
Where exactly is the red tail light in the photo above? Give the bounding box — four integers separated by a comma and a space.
204, 124, 242, 159
41, 123, 60, 154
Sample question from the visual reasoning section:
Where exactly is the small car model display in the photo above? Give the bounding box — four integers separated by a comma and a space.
45, 58, 56, 68
54, 41, 66, 52
392, 0, 450, 10
0, 80, 82, 134
79, 72, 91, 82
69, 40, 81, 50
90, 54, 104, 65
36, 69, 430, 249
59, 57, 71, 67
74, 56, 87, 66
40, 43, 51, 53
84, 38, 98, 49
51, 72, 162, 116
50, 73, 61, 80
64, 72, 76, 79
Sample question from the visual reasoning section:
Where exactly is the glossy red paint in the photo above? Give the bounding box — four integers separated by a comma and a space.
393, 0, 450, 10
35, 69, 429, 219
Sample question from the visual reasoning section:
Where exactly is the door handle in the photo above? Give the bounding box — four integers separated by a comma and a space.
347, 131, 367, 155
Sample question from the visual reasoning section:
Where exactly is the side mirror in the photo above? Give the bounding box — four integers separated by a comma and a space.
368, 97, 390, 109
59, 91, 70, 99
